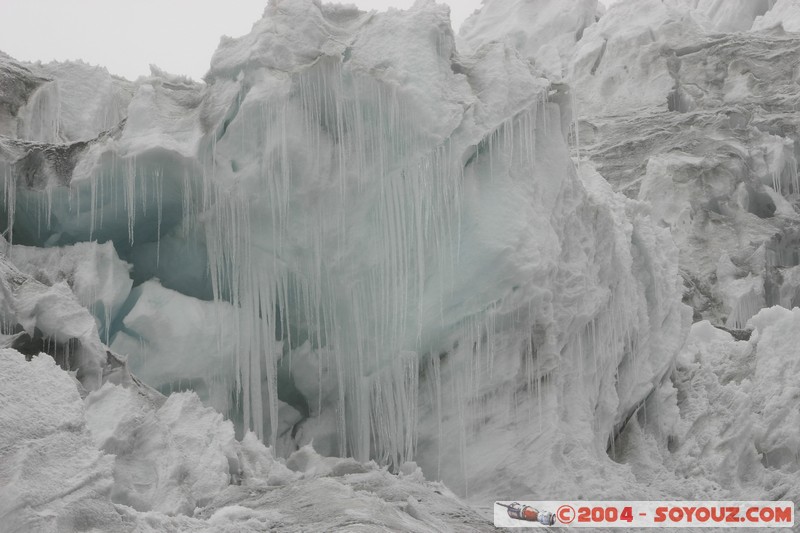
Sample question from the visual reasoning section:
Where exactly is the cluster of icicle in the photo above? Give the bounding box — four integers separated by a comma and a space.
0, 4, 677, 483
200, 57, 550, 465
0, 51, 642, 476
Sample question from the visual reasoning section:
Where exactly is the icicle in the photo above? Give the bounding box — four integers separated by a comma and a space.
190, 47, 574, 480
571, 86, 581, 168
125, 156, 136, 246
4, 165, 15, 244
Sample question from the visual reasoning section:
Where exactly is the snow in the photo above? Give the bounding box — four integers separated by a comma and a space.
663, 313, 800, 500
1, 0, 800, 529
0, 347, 490, 531
460, 0, 597, 69
0, 250, 110, 389
19, 61, 134, 144
85, 385, 238, 514
668, 0, 775, 32
0, 349, 119, 533
753, 0, 800, 33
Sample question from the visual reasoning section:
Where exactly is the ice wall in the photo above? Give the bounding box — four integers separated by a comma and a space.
192, 0, 689, 499
0, 0, 689, 502
569, 0, 800, 329
609, 312, 800, 508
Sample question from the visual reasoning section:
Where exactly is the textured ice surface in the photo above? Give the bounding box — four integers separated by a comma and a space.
6, 239, 132, 341
610, 312, 800, 506
0, 246, 117, 389
0, 350, 120, 532
1, 0, 799, 529
571, 0, 800, 329
460, 0, 597, 76
0, 348, 489, 531
109, 279, 239, 416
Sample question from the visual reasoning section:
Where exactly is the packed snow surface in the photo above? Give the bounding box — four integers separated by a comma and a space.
1, 0, 799, 530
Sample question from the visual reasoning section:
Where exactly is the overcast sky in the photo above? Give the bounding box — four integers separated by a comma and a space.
0, 0, 484, 81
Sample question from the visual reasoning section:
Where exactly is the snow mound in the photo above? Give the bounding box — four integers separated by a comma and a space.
1, 347, 490, 531
0, 349, 119, 533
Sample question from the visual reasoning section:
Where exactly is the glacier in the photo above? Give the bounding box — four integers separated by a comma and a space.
1, 0, 799, 530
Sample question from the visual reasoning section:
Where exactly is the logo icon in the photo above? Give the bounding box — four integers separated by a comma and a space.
556, 504, 576, 524
496, 502, 557, 525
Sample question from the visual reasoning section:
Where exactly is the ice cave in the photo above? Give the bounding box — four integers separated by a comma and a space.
1, 0, 800, 530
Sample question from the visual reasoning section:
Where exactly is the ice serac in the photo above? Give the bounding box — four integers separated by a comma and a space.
460, 0, 598, 81
0, 57, 200, 258
571, 0, 800, 329
0, 243, 125, 390
753, 0, 800, 33
665, 0, 775, 32
191, 0, 684, 496
109, 279, 239, 417
6, 239, 132, 342
0, 52, 134, 145
610, 312, 800, 506
0, 0, 688, 508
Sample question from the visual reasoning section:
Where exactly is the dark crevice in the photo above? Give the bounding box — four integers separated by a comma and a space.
713, 325, 752, 341
590, 39, 608, 75
279, 362, 311, 419
6, 327, 82, 371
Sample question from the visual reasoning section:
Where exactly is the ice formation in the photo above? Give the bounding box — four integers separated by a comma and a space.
1, 0, 800, 529
1, 347, 489, 531
570, 0, 800, 329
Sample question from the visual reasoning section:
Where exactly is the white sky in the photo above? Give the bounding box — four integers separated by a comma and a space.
0, 0, 484, 81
